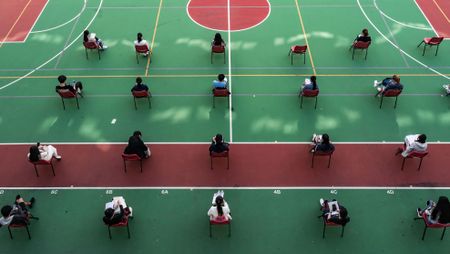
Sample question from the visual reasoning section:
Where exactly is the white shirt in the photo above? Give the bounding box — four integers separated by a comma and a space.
134, 39, 149, 47
402, 134, 427, 157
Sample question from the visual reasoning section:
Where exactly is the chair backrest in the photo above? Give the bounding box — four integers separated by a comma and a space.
213, 88, 230, 97
122, 153, 141, 161
210, 215, 229, 224
293, 45, 307, 53
383, 89, 402, 97
353, 41, 370, 49
408, 150, 428, 159
211, 151, 229, 158
132, 90, 149, 98
29, 159, 51, 165
109, 217, 129, 227
302, 89, 319, 97
212, 45, 225, 53
422, 213, 449, 228
57, 90, 76, 98
314, 149, 334, 156
429, 37, 444, 45
135, 44, 149, 53
83, 41, 99, 49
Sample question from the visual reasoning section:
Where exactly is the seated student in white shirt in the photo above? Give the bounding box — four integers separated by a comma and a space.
134, 32, 150, 57
83, 30, 107, 49
443, 84, 450, 96
103, 197, 133, 225
212, 74, 228, 89
396, 134, 427, 157
207, 191, 231, 222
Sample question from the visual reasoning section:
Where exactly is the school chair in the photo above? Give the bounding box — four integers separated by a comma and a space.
401, 150, 428, 171
211, 45, 226, 64
135, 44, 150, 64
83, 41, 101, 60
8, 222, 31, 240
121, 153, 143, 173
311, 149, 334, 168
29, 158, 55, 177
57, 90, 80, 110
351, 41, 370, 60
210, 151, 229, 170
417, 37, 444, 56
414, 212, 449, 240
379, 89, 402, 109
319, 215, 345, 238
106, 218, 130, 239
299, 89, 319, 109
212, 88, 230, 108
288, 45, 307, 65
132, 90, 152, 110
209, 217, 231, 237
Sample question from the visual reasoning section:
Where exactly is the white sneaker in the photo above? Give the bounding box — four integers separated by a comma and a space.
319, 198, 325, 207
128, 207, 133, 217
55, 155, 62, 160
219, 190, 224, 197
373, 80, 379, 87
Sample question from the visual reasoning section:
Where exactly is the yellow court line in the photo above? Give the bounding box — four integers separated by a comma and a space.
0, 0, 33, 47
432, 0, 450, 23
294, 0, 316, 75
0, 73, 450, 79
145, 0, 164, 77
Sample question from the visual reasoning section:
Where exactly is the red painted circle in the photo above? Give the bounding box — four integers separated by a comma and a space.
187, 0, 270, 31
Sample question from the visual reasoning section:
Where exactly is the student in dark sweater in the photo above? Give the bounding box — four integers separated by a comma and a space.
311, 133, 335, 153
209, 134, 229, 154
124, 130, 151, 159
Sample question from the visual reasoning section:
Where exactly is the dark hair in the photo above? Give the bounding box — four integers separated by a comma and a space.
321, 134, 330, 144
1, 205, 13, 217
215, 196, 224, 216
362, 28, 369, 37
29, 145, 40, 162
58, 75, 67, 84
310, 75, 317, 90
431, 196, 450, 223
133, 130, 142, 137
83, 30, 90, 42
104, 208, 115, 218
137, 32, 143, 43
136, 77, 142, 84
215, 134, 223, 144
218, 74, 225, 82
213, 33, 224, 46
417, 134, 427, 143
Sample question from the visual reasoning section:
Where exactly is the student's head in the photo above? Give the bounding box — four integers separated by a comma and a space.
137, 32, 143, 42
215, 196, 224, 215
136, 77, 142, 85
1, 205, 13, 217
310, 75, 317, 89
133, 130, 142, 137
218, 74, 225, 82
58, 75, 67, 84
214, 33, 222, 41
104, 208, 115, 218
417, 134, 427, 143
215, 134, 223, 143
83, 30, 90, 42
29, 145, 40, 162
392, 75, 400, 83
362, 28, 369, 36
322, 134, 330, 144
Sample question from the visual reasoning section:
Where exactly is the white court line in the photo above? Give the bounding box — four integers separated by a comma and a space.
31, 0, 87, 34
227, 0, 233, 143
357, 0, 450, 81
0, 0, 104, 91
22, 0, 50, 40
414, 0, 439, 36
1, 186, 450, 190
374, 0, 432, 31
1, 141, 450, 145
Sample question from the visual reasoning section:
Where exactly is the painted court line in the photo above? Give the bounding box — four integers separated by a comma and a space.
0, 0, 33, 47
414, 0, 439, 36
227, 0, 233, 142
1, 141, 450, 145
295, 0, 316, 75
374, 0, 432, 31
1, 186, 450, 190
145, 0, 164, 77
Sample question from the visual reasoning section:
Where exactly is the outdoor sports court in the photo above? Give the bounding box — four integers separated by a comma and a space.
0, 0, 449, 253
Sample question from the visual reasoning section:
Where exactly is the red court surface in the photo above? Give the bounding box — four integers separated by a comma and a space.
416, 0, 450, 38
0, 0, 48, 43
187, 0, 270, 31
1, 144, 449, 187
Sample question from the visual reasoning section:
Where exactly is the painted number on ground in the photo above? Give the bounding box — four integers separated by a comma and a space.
161, 190, 169, 195
387, 189, 395, 195
0, 190, 4, 195
273, 190, 281, 195
330, 189, 338, 195
105, 190, 113, 195
50, 190, 58, 195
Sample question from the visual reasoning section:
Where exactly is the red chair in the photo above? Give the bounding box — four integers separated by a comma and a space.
417, 37, 444, 56
209, 217, 231, 237
107, 217, 130, 239
83, 41, 101, 60
212, 88, 230, 108
288, 45, 307, 65
132, 90, 151, 110
135, 44, 150, 64
57, 90, 79, 110
29, 158, 55, 177
299, 89, 319, 109
8, 222, 31, 240
211, 45, 226, 64
379, 89, 402, 109
210, 151, 229, 170
351, 41, 370, 60
311, 149, 334, 168
414, 212, 450, 240
122, 153, 143, 173
401, 150, 428, 171
321, 216, 345, 238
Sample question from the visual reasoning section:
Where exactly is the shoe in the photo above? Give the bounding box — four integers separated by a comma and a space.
443, 85, 449, 90
310, 148, 315, 153
55, 155, 62, 160
319, 198, 325, 207
29, 197, 35, 208
395, 147, 403, 156
373, 80, 379, 87
128, 207, 133, 218
102, 45, 108, 50
417, 208, 422, 217
312, 133, 317, 142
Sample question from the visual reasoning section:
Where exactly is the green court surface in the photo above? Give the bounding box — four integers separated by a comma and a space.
0, 188, 450, 254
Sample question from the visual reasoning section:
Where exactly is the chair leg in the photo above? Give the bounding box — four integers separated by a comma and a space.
365, 48, 368, 60
441, 227, 446, 240
394, 96, 398, 108
75, 96, 80, 109
98, 48, 101, 60
134, 97, 137, 110
108, 226, 112, 239
209, 222, 212, 237
210, 156, 213, 170
227, 96, 230, 109
401, 157, 406, 171
223, 52, 226, 64
303, 53, 306, 64
422, 44, 426, 56
227, 155, 229, 170
314, 97, 318, 109
341, 225, 345, 238
34, 165, 39, 177
417, 41, 424, 47
123, 160, 127, 173
85, 48, 88, 59
211, 52, 213, 64
8, 227, 13, 239
311, 153, 315, 168
228, 221, 231, 237
61, 97, 66, 110
352, 47, 355, 60
379, 95, 384, 108
327, 154, 332, 168
435, 45, 439, 56
300, 95, 304, 109
148, 96, 151, 109
213, 96, 216, 108
288, 49, 292, 57
322, 222, 326, 238
422, 225, 427, 240
140, 159, 143, 173
127, 223, 130, 239
418, 157, 423, 171
50, 161, 55, 176
25, 225, 31, 240
136, 53, 139, 64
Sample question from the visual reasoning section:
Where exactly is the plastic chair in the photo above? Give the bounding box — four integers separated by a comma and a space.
132, 90, 151, 110
57, 90, 79, 110
288, 45, 307, 65
135, 44, 150, 64
212, 88, 230, 108
379, 89, 402, 109
29, 158, 55, 177
107, 217, 130, 239
122, 153, 143, 173
320, 216, 345, 238
299, 89, 319, 109
351, 41, 370, 60
311, 149, 334, 168
417, 37, 444, 56
401, 150, 428, 171
414, 212, 449, 240
210, 151, 229, 170
209, 217, 231, 237
211, 45, 226, 64
83, 41, 101, 60
8, 223, 31, 240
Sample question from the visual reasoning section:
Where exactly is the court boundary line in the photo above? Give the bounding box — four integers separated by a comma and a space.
294, 0, 316, 75
1, 141, 450, 145
1, 186, 450, 190
374, 0, 432, 31
145, 0, 163, 76
30, 0, 87, 34
0, 0, 33, 46
357, 0, 450, 81
227, 0, 233, 142
432, 0, 450, 24
414, 0, 439, 37
0, 0, 104, 91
